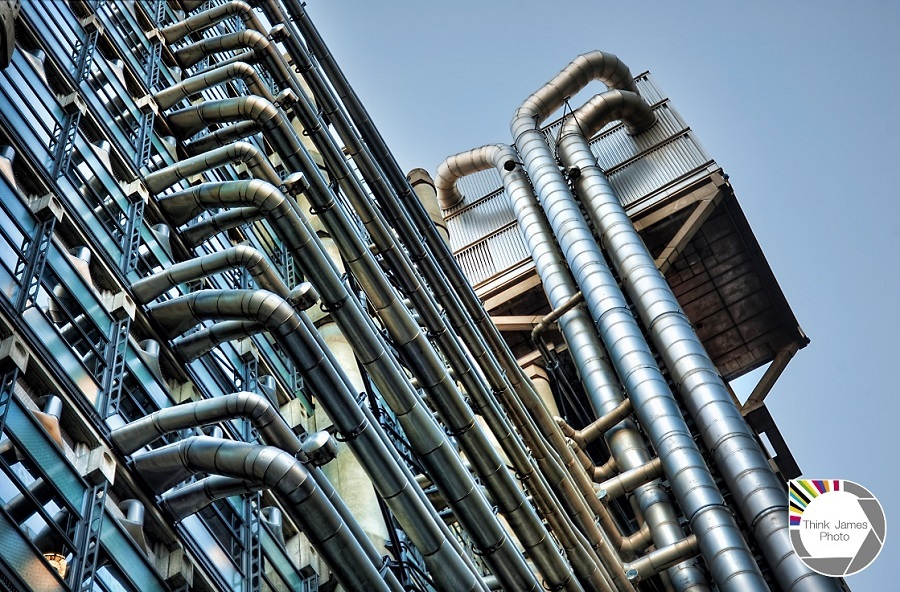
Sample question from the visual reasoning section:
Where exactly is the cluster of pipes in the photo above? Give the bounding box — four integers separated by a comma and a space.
105, 1, 842, 591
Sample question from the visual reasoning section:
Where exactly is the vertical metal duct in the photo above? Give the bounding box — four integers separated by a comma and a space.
511, 53, 767, 592
557, 89, 841, 592
273, 12, 597, 575
436, 146, 710, 592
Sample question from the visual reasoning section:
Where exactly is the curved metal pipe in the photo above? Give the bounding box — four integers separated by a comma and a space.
132, 436, 390, 592
161, 475, 262, 521
625, 536, 700, 583
154, 61, 274, 111
557, 89, 840, 592
145, 287, 482, 592
437, 143, 708, 591
111, 392, 302, 457
556, 399, 633, 449
155, 187, 536, 591
160, 1, 263, 45
185, 121, 262, 155
511, 55, 764, 591
131, 245, 287, 304
181, 207, 264, 247
144, 140, 280, 195
174, 320, 266, 362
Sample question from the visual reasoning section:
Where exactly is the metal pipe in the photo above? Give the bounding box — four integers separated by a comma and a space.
145, 284, 482, 591
437, 143, 710, 591
131, 245, 287, 304
625, 536, 700, 583
560, 399, 634, 449
512, 53, 764, 591
132, 436, 390, 592
269, 13, 603, 586
159, 94, 542, 589
557, 88, 840, 592
144, 140, 280, 195
184, 121, 262, 155
532, 291, 584, 343
111, 388, 398, 590
181, 207, 264, 247
174, 320, 266, 361
161, 475, 262, 521
160, 1, 263, 44
110, 392, 302, 457
597, 458, 663, 502
154, 61, 274, 111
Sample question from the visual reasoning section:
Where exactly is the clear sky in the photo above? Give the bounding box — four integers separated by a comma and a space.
308, 1, 899, 588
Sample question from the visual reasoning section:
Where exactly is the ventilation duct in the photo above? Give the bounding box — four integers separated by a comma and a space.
257, 374, 277, 403
116, 500, 148, 553
137, 339, 165, 385
261, 506, 285, 546
556, 85, 841, 592
132, 436, 395, 592
0, 145, 15, 189
21, 48, 47, 84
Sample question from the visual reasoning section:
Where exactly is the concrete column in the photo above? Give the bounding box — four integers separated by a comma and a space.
316, 321, 390, 556
407, 168, 450, 245
526, 364, 560, 417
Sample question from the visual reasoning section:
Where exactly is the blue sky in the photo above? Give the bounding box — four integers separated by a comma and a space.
308, 1, 899, 587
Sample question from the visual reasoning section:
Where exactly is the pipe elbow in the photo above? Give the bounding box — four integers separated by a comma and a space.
161, 2, 257, 44
560, 90, 656, 144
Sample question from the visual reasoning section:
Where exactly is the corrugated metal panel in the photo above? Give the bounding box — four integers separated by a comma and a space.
608, 133, 710, 206
445, 167, 503, 215
455, 223, 530, 286
447, 189, 515, 251
446, 73, 716, 286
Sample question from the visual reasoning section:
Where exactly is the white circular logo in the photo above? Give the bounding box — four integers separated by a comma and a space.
789, 479, 886, 577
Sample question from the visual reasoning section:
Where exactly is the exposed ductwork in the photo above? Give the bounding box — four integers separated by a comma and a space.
510, 52, 768, 592
436, 144, 708, 592
143, 285, 483, 592
556, 86, 841, 592
132, 436, 394, 592
157, 84, 545, 587
270, 15, 614, 583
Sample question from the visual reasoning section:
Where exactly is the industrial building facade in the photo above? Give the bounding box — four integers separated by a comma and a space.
0, 1, 850, 592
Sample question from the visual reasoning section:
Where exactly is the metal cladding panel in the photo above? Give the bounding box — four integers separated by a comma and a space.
448, 73, 716, 287
607, 132, 711, 206
446, 168, 503, 214
455, 223, 530, 286
447, 189, 513, 251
